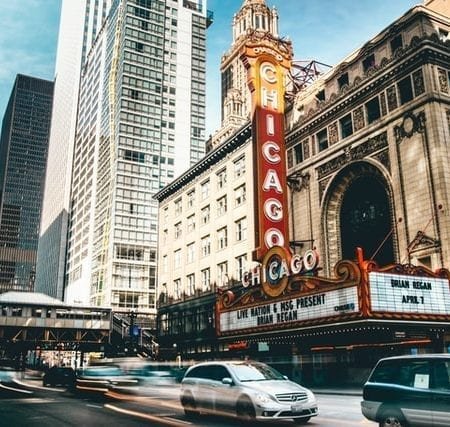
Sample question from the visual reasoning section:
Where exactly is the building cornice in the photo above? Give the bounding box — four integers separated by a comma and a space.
286, 37, 450, 144
153, 123, 252, 202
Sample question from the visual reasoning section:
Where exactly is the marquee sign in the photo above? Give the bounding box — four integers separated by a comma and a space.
369, 271, 450, 315
216, 257, 362, 336
220, 286, 359, 333
242, 43, 292, 261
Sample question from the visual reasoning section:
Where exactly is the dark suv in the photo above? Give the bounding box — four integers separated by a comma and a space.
361, 354, 450, 427
43, 366, 76, 387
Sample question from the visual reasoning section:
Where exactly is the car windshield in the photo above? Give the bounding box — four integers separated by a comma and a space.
231, 363, 285, 382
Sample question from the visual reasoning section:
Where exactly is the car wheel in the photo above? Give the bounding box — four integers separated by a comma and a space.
181, 392, 199, 418
293, 417, 311, 424
379, 410, 407, 427
236, 396, 255, 423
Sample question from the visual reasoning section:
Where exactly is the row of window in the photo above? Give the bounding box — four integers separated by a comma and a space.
166, 155, 246, 220
289, 69, 425, 165
172, 184, 246, 220
163, 217, 247, 270
162, 253, 248, 300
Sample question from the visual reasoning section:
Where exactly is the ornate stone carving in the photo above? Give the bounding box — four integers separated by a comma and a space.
394, 111, 426, 143
413, 68, 425, 96
438, 68, 449, 93
386, 85, 398, 112
407, 230, 440, 254
353, 106, 365, 131
372, 149, 391, 173
328, 122, 339, 145
380, 92, 387, 116
317, 132, 388, 179
303, 138, 310, 159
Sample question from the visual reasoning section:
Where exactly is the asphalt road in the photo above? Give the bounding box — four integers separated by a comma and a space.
0, 377, 377, 427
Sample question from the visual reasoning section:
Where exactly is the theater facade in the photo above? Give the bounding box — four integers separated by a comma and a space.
154, 0, 450, 385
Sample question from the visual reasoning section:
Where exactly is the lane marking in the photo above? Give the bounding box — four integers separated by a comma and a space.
104, 403, 192, 426
0, 382, 33, 394
12, 379, 63, 392
86, 404, 103, 409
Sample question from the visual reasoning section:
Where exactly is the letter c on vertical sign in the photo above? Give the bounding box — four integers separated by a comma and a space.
262, 141, 281, 164
260, 62, 277, 84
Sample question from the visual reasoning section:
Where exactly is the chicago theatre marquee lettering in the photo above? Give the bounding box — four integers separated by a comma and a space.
241, 45, 292, 262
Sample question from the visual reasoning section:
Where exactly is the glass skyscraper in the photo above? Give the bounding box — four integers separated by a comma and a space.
36, 0, 112, 301
37, 0, 211, 314
0, 75, 54, 293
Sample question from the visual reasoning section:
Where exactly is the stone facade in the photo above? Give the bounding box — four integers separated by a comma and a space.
286, 4, 450, 276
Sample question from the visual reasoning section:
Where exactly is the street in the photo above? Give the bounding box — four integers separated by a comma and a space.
0, 377, 377, 427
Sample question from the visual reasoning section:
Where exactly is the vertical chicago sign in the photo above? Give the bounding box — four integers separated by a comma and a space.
241, 39, 293, 262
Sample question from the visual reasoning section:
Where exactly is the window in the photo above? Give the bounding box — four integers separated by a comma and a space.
216, 169, 227, 189
174, 198, 182, 215
234, 156, 246, 178
187, 242, 195, 263
174, 278, 181, 299
174, 222, 182, 239
317, 128, 328, 152
174, 249, 181, 268
217, 262, 228, 286
398, 76, 413, 105
201, 205, 210, 225
187, 274, 195, 295
235, 254, 247, 282
187, 190, 195, 208
201, 268, 210, 291
217, 227, 228, 250
365, 96, 381, 124
340, 114, 353, 138
236, 217, 247, 241
294, 143, 303, 164
201, 235, 211, 256
362, 54, 375, 73
201, 180, 210, 200
217, 195, 227, 216
162, 255, 168, 273
390, 34, 403, 54
187, 214, 195, 233
338, 73, 349, 89
234, 184, 246, 206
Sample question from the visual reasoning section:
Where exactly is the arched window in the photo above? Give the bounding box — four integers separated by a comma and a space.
340, 176, 394, 266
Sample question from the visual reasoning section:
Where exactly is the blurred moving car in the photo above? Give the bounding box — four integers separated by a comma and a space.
0, 367, 16, 383
76, 365, 136, 393
43, 366, 76, 387
180, 360, 318, 424
361, 354, 450, 427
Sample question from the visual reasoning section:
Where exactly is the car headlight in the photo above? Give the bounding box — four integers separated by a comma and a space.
254, 392, 273, 404
306, 389, 316, 401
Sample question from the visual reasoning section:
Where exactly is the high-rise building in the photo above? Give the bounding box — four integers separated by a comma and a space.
36, 0, 112, 300
0, 75, 54, 293
60, 0, 212, 313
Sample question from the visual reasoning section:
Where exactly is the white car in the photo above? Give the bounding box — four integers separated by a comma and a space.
180, 360, 318, 424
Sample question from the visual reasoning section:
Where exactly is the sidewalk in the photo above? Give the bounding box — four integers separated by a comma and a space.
311, 386, 362, 396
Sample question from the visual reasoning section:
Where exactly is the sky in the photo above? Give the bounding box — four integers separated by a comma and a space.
0, 0, 420, 137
